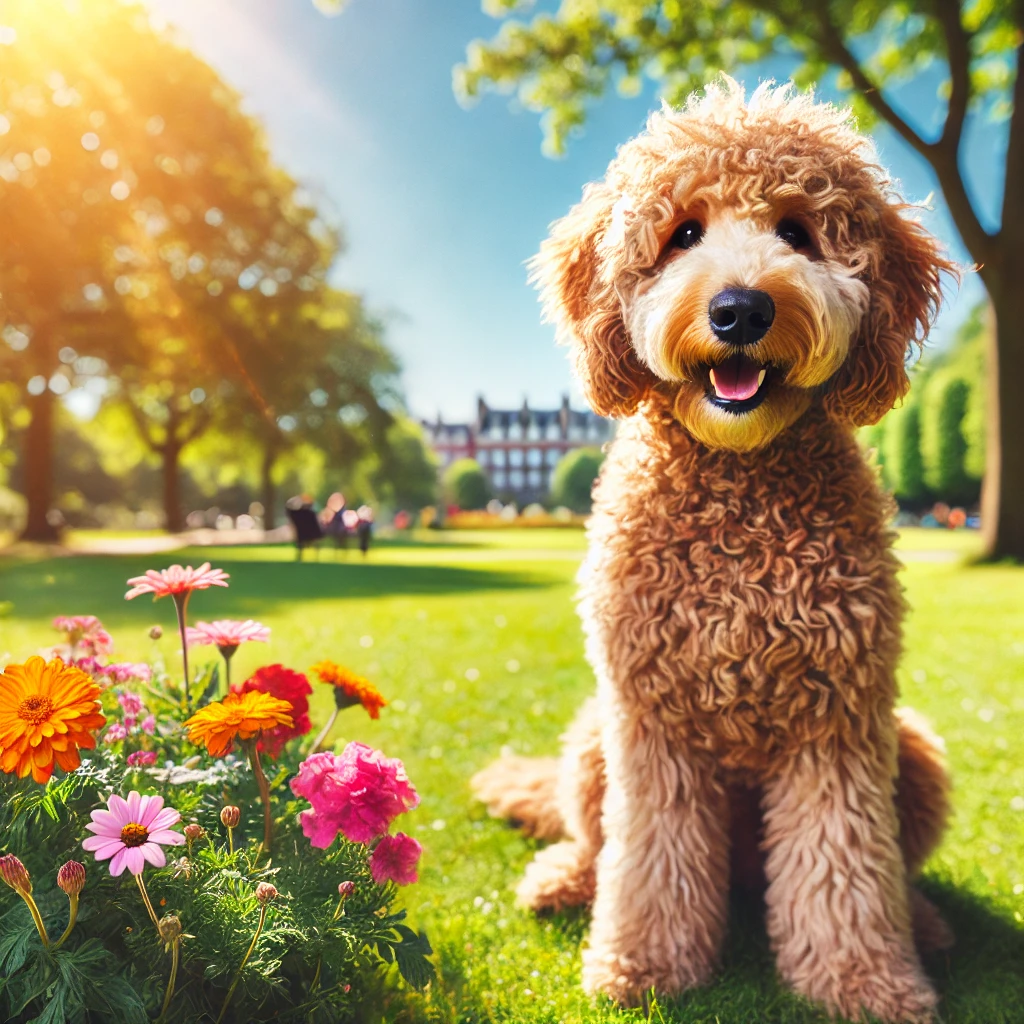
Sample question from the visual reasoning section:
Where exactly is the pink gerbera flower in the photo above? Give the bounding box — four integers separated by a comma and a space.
124, 563, 229, 601
186, 620, 270, 650
369, 832, 422, 886
82, 791, 184, 876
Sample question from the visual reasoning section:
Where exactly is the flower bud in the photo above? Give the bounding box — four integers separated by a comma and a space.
157, 914, 182, 946
255, 882, 278, 905
56, 860, 85, 897
0, 854, 31, 894
220, 805, 240, 829
184, 823, 206, 843
149, 625, 163, 640
172, 857, 193, 880
338, 880, 356, 898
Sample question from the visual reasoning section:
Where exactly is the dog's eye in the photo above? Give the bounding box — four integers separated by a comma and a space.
776, 219, 811, 250
669, 220, 704, 251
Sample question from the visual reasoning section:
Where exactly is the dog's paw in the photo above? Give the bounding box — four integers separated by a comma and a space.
798, 954, 938, 1024
517, 841, 595, 913
581, 945, 711, 1006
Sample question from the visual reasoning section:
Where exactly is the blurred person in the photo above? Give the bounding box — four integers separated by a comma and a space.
356, 505, 374, 557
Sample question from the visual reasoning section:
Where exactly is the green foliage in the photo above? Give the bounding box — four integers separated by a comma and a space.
442, 458, 492, 510
549, 446, 605, 513
456, 1, 1019, 157
922, 375, 973, 502
883, 400, 927, 502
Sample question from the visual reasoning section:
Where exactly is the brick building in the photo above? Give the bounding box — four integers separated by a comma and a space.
421, 396, 614, 504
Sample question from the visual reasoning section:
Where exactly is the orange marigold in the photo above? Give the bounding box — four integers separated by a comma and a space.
310, 660, 387, 719
184, 690, 294, 758
0, 657, 106, 784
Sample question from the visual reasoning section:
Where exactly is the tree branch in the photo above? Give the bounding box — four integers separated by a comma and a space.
935, 0, 972, 154
807, 0, 995, 267
124, 397, 163, 454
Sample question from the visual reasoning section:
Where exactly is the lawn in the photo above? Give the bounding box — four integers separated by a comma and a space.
1, 529, 1023, 1023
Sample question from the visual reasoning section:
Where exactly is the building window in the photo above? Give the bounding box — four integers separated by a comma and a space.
527, 469, 542, 488
508, 448, 523, 467
546, 448, 561, 466
493, 469, 506, 488
509, 469, 524, 488
491, 448, 505, 467
527, 448, 542, 467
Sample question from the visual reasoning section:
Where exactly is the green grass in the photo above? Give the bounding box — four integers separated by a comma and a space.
1, 530, 1023, 1023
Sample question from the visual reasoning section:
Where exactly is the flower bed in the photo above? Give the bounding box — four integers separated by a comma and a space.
0, 564, 433, 1023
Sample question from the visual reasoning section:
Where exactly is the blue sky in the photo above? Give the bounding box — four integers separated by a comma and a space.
145, 0, 999, 422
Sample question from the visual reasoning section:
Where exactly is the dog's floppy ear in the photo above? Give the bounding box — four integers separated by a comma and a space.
823, 203, 953, 426
531, 185, 652, 418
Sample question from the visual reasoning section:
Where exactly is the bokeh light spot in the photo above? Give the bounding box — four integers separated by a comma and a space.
110, 180, 130, 200
81, 132, 100, 151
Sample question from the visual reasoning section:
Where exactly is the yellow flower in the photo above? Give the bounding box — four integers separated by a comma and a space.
0, 657, 106, 784
184, 691, 293, 757
310, 660, 387, 720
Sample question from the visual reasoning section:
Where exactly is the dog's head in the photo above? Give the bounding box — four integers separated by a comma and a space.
533, 80, 954, 450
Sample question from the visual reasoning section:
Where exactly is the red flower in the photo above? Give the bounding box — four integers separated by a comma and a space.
232, 665, 312, 758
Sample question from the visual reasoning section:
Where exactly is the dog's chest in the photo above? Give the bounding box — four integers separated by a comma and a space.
586, 442, 902, 770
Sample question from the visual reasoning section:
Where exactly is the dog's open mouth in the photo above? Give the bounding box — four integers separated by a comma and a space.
706, 354, 770, 413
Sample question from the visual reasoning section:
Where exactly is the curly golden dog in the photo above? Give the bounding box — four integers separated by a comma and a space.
473, 80, 956, 1023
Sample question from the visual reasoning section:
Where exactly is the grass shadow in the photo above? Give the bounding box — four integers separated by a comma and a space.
0, 551, 560, 626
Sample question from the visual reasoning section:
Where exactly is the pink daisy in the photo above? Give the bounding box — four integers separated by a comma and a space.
124, 563, 229, 601
185, 620, 270, 650
81, 791, 184, 876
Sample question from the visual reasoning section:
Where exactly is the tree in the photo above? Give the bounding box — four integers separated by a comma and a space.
922, 375, 973, 504
883, 402, 926, 505
442, 458, 491, 510
550, 446, 605, 513
0, 0, 336, 535
456, 1, 1024, 560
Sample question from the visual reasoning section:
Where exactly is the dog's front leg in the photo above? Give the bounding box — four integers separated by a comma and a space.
762, 742, 938, 1023
581, 704, 730, 1006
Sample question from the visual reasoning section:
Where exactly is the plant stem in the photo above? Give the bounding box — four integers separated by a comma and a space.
159, 938, 180, 1021
311, 707, 339, 752
172, 591, 192, 714
220, 646, 236, 692
136, 873, 160, 931
227, 826, 234, 856
53, 894, 78, 950
18, 891, 49, 948
216, 903, 268, 1024
247, 739, 274, 853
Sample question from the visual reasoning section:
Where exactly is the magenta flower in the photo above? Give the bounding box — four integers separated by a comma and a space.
369, 833, 422, 886
124, 563, 229, 601
82, 791, 184, 876
185, 620, 270, 650
53, 616, 113, 656
126, 750, 158, 767
141, 714, 156, 735
104, 722, 128, 744
118, 691, 145, 717
106, 663, 153, 684
290, 742, 419, 848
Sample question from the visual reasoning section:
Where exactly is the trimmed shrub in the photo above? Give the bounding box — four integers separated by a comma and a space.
442, 458, 491, 510
550, 447, 605, 514
882, 401, 927, 503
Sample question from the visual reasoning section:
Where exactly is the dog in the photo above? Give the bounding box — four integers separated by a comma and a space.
473, 80, 956, 1023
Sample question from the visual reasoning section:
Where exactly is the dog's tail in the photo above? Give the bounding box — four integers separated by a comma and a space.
471, 755, 565, 840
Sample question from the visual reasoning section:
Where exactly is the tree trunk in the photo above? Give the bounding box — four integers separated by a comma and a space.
261, 444, 278, 530
981, 281, 1024, 561
20, 385, 61, 542
162, 441, 184, 534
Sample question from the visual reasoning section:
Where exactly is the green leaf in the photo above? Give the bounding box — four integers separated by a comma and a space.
391, 927, 435, 990
27, 982, 66, 1024
196, 662, 221, 707
0, 921, 37, 975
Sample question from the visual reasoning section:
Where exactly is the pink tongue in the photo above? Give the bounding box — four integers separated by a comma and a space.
712, 356, 761, 401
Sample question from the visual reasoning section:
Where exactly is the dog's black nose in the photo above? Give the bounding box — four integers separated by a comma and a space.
708, 288, 775, 346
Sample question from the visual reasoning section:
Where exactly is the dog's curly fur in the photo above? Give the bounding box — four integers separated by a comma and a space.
472, 80, 957, 1022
